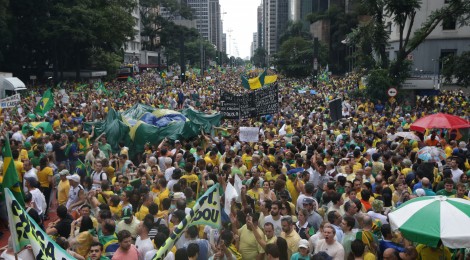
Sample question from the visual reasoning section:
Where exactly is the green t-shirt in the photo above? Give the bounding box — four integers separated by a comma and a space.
436, 189, 456, 197
99, 143, 112, 158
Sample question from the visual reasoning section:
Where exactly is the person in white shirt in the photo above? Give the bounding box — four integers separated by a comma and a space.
145, 233, 175, 260
11, 126, 25, 142
264, 201, 283, 236
85, 143, 106, 167
136, 221, 154, 260
90, 160, 107, 190
24, 177, 47, 217
164, 157, 175, 181
23, 160, 38, 192
314, 226, 345, 260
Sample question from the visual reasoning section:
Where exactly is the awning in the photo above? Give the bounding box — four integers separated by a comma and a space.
1, 77, 27, 91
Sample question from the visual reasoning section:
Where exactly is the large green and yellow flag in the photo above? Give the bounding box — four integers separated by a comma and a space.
2, 135, 25, 207
34, 88, 54, 116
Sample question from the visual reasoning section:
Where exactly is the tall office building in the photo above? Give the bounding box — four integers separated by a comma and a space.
251, 32, 259, 57
186, 0, 211, 40
124, 0, 142, 63
209, 0, 224, 51
264, 0, 289, 60
257, 4, 264, 50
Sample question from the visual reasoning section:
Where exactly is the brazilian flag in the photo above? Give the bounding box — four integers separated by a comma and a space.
2, 135, 25, 207
241, 75, 250, 90
34, 88, 54, 116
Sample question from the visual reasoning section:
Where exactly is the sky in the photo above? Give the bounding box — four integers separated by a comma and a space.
219, 0, 260, 59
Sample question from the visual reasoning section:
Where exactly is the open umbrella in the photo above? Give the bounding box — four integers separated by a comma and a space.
410, 113, 470, 132
396, 131, 421, 141
389, 196, 470, 248
417, 146, 446, 162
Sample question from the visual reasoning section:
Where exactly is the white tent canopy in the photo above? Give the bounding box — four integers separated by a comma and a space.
1, 77, 26, 91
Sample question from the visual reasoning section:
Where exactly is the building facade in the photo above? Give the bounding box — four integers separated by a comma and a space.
386, 0, 470, 75
124, 1, 142, 63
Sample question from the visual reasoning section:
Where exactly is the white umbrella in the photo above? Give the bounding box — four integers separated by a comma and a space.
389, 196, 470, 248
396, 131, 421, 141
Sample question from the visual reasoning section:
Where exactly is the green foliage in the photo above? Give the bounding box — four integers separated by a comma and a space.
273, 37, 314, 77
251, 48, 267, 68
442, 51, 470, 87
307, 4, 360, 73
365, 69, 393, 102
0, 0, 136, 80
90, 48, 123, 81
279, 21, 312, 45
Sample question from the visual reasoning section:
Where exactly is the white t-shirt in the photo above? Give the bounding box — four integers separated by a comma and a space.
145, 249, 174, 260
136, 236, 154, 260
452, 168, 464, 183
23, 168, 38, 192
165, 167, 175, 181
264, 215, 283, 237
91, 170, 107, 190
314, 239, 345, 260
29, 188, 47, 216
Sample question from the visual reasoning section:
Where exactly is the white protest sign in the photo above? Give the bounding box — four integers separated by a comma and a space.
234, 174, 243, 203
0, 94, 21, 109
224, 182, 238, 215
239, 127, 259, 142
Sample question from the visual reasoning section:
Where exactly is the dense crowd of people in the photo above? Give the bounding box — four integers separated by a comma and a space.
0, 66, 470, 260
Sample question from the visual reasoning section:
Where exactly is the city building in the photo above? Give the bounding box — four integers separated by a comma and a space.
209, 0, 224, 51
263, 0, 289, 61
124, 1, 142, 63
386, 0, 470, 75
186, 0, 211, 40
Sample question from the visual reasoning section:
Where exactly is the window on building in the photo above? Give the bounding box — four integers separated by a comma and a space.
442, 16, 456, 30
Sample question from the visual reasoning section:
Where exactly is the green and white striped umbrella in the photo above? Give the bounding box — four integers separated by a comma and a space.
389, 196, 470, 248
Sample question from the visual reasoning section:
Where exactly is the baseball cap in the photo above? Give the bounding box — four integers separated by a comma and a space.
415, 188, 425, 197
66, 174, 81, 183
122, 208, 133, 220
175, 140, 181, 144
59, 169, 70, 176
303, 198, 315, 205
279, 190, 289, 198
25, 177, 38, 187
298, 239, 309, 249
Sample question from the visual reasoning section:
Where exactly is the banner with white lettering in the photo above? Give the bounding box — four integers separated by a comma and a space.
0, 94, 21, 109
239, 127, 260, 142
219, 84, 279, 119
153, 184, 222, 260
5, 188, 75, 259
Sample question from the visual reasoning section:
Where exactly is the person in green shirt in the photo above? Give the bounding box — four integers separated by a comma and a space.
436, 178, 456, 197
99, 136, 112, 159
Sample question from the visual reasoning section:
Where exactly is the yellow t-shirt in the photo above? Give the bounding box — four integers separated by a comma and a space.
38, 167, 53, 188
135, 205, 149, 221
286, 179, 301, 204
238, 225, 262, 260
14, 161, 24, 182
19, 149, 29, 162
57, 180, 70, 206
416, 244, 451, 260
242, 154, 253, 170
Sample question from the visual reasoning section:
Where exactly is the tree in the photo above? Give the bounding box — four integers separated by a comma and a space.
274, 37, 314, 77
442, 51, 470, 87
365, 69, 393, 102
385, 0, 470, 83
251, 47, 267, 68
308, 4, 360, 73
140, 0, 193, 51
0, 0, 136, 81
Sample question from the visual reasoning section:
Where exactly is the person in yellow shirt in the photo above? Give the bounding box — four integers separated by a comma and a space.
156, 178, 170, 210
12, 149, 25, 182
57, 169, 70, 206
416, 244, 451, 260
38, 157, 53, 218
135, 193, 152, 221
204, 149, 219, 166
242, 147, 253, 170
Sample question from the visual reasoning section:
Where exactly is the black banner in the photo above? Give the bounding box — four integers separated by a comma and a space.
220, 85, 279, 119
